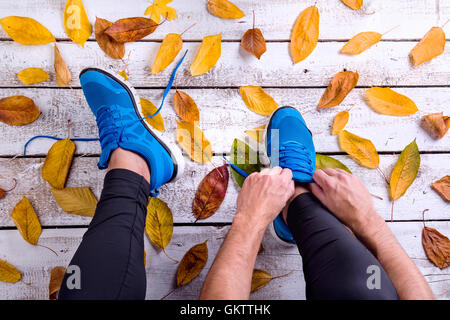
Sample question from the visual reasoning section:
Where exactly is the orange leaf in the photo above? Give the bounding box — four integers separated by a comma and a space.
54, 44, 72, 87
365, 87, 418, 116
338, 130, 379, 169
421, 112, 450, 140
49, 266, 66, 300
207, 0, 245, 19
241, 28, 266, 59
95, 17, 125, 59
290, 5, 319, 63
176, 121, 212, 163
152, 33, 182, 75
432, 176, 450, 202
173, 90, 200, 123
341, 0, 363, 10
410, 27, 445, 66
190, 34, 222, 76
341, 32, 382, 55
0, 96, 40, 126
422, 226, 450, 269
240, 86, 278, 116
318, 71, 359, 108
332, 111, 349, 135
104, 17, 158, 43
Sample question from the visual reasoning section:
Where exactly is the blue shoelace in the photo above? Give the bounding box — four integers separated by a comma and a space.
278, 141, 313, 175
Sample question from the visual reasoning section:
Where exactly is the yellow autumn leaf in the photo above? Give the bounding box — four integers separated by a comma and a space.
332, 111, 349, 135
290, 6, 319, 63
390, 139, 420, 200
207, 0, 245, 19
341, 0, 363, 10
145, 198, 173, 250
245, 124, 266, 143
54, 45, 72, 87
152, 33, 182, 75
240, 86, 278, 116
0, 259, 21, 283
410, 27, 446, 66
341, 32, 382, 55
42, 138, 75, 190
140, 98, 165, 131
251, 269, 272, 292
0, 16, 55, 45
176, 121, 212, 163
117, 70, 128, 81
11, 196, 42, 245
145, 0, 177, 24
50, 187, 98, 217
17, 68, 49, 85
365, 87, 418, 116
64, 0, 92, 47
338, 130, 379, 169
190, 34, 222, 76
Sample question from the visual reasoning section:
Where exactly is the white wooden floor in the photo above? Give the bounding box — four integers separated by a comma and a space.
0, 0, 449, 300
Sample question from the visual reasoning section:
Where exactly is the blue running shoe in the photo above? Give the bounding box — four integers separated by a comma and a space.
265, 106, 316, 245
80, 68, 185, 195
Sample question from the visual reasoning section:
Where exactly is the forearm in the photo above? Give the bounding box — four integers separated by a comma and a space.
200, 213, 265, 300
357, 215, 434, 300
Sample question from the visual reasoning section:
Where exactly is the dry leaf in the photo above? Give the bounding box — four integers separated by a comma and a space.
365, 87, 418, 116
389, 140, 420, 200
410, 27, 445, 66
241, 28, 266, 59
105, 17, 158, 43
316, 154, 352, 173
177, 241, 208, 287
341, 32, 382, 55
245, 124, 266, 143
318, 71, 359, 109
332, 111, 349, 135
290, 6, 319, 63
421, 113, 450, 139
0, 259, 21, 283
54, 45, 72, 87
145, 197, 173, 250
173, 90, 200, 123
11, 196, 42, 245
17, 68, 49, 85
49, 266, 66, 300
432, 176, 450, 202
141, 98, 165, 131
0, 16, 55, 45
117, 70, 128, 81
94, 17, 125, 60
176, 121, 212, 163
193, 164, 229, 220
207, 0, 245, 19
251, 269, 272, 292
230, 138, 262, 187
338, 130, 379, 169
190, 34, 222, 76
0, 96, 40, 126
145, 0, 177, 24
50, 187, 98, 217
152, 33, 182, 75
240, 86, 278, 116
64, 0, 92, 47
42, 138, 75, 189
341, 0, 363, 10
422, 226, 450, 269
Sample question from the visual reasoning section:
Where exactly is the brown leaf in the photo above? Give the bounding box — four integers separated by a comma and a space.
177, 241, 208, 287
0, 96, 40, 126
422, 226, 450, 269
104, 17, 158, 43
49, 266, 66, 300
251, 269, 272, 292
54, 44, 72, 87
95, 17, 125, 59
421, 113, 450, 140
0, 179, 17, 200
410, 27, 446, 66
318, 71, 359, 108
173, 90, 200, 123
11, 196, 42, 245
193, 164, 229, 220
432, 176, 450, 202
241, 28, 266, 59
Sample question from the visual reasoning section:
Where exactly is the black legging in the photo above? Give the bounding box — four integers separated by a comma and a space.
59, 169, 398, 299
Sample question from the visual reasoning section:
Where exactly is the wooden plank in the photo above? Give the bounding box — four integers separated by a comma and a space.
0, 222, 449, 300
0, 0, 447, 41
0, 154, 448, 226
1, 41, 450, 88
1, 87, 449, 156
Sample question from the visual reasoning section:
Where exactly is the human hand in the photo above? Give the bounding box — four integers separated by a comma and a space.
235, 167, 295, 230
310, 168, 384, 237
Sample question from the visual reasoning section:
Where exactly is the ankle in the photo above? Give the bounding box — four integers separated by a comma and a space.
282, 184, 310, 223
108, 147, 151, 183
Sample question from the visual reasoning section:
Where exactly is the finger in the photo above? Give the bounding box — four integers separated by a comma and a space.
259, 168, 271, 175
310, 182, 325, 202
281, 168, 293, 181
323, 168, 339, 176
261, 166, 282, 175
313, 169, 329, 187
335, 168, 351, 176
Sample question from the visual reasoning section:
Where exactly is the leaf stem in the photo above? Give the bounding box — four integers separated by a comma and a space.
161, 287, 177, 300
377, 167, 389, 185
163, 249, 179, 263
271, 270, 294, 280
422, 209, 429, 227
370, 193, 383, 200
442, 19, 449, 28
37, 244, 58, 256
4, 178, 17, 192
383, 25, 400, 36
390, 201, 394, 222
252, 10, 255, 29
67, 119, 71, 139
181, 23, 196, 36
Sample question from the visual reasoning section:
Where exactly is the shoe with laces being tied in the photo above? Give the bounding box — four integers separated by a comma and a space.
79, 68, 185, 196
265, 106, 316, 245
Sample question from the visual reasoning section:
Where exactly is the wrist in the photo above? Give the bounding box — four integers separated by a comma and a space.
233, 210, 269, 235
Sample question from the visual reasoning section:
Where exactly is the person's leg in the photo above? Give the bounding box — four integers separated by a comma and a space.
282, 185, 399, 300
58, 148, 150, 300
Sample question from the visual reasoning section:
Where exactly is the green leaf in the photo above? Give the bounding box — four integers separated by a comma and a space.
316, 154, 352, 173
230, 138, 262, 187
